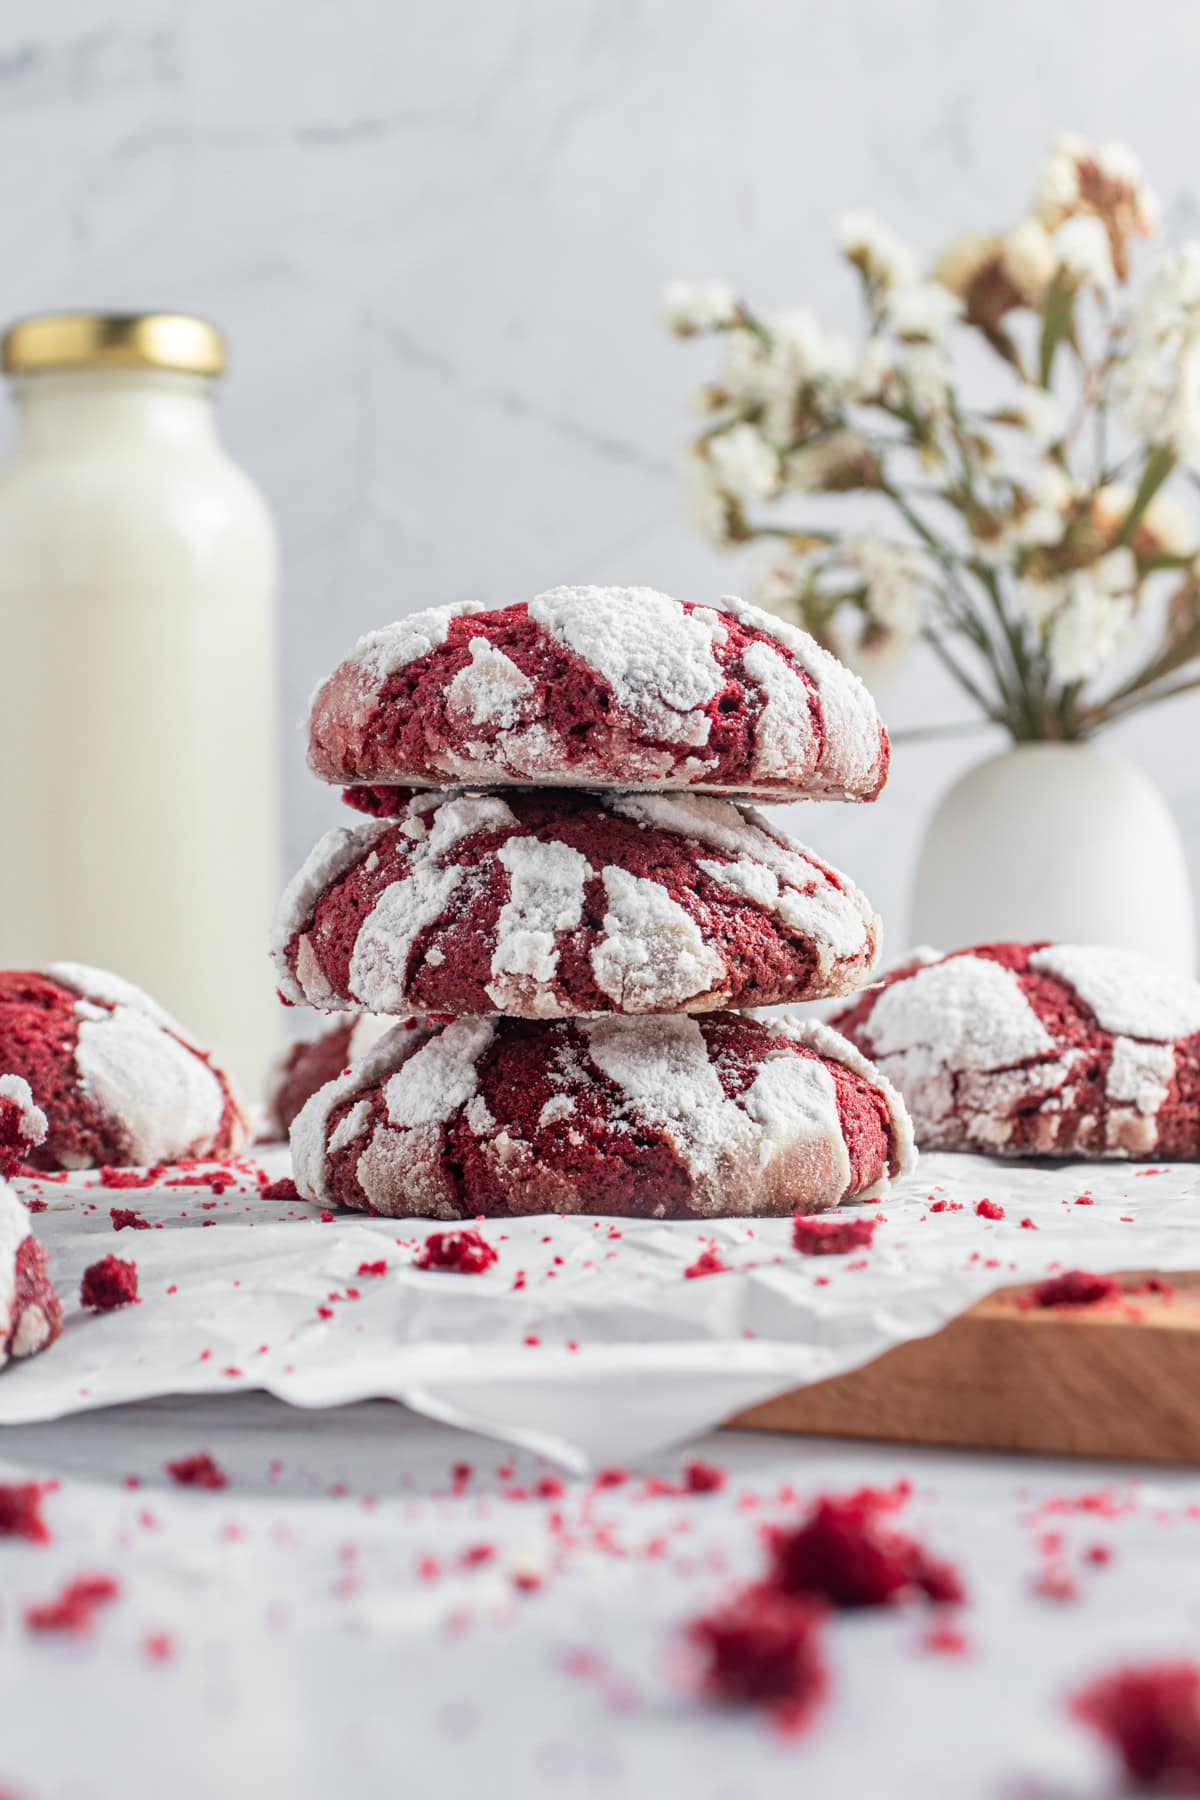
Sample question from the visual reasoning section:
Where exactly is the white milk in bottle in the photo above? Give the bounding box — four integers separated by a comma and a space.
0, 313, 280, 1093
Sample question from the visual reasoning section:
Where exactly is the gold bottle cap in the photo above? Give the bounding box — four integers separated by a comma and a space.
1, 312, 225, 377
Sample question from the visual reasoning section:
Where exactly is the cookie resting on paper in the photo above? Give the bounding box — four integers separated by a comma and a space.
306, 586, 890, 803
264, 1014, 393, 1137
0, 965, 247, 1170
289, 1011, 914, 1221
0, 1179, 62, 1367
272, 788, 881, 1020
830, 942, 1200, 1158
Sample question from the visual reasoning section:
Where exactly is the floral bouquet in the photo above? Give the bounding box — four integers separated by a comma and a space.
662, 134, 1200, 742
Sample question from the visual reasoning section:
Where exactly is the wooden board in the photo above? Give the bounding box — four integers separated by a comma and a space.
727, 1273, 1200, 1464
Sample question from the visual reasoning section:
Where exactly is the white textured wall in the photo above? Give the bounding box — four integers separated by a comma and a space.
2, 0, 1198, 957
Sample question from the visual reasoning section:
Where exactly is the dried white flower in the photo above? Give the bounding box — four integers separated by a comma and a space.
1019, 547, 1136, 682
1094, 483, 1199, 557
972, 467, 1074, 568
885, 281, 963, 342
660, 280, 740, 336
705, 422, 779, 504
1011, 385, 1064, 447
1053, 215, 1114, 287
681, 450, 736, 547
853, 336, 895, 402
838, 211, 918, 291
1001, 219, 1057, 304
1045, 551, 1137, 683
901, 343, 952, 414
1116, 244, 1200, 464
1035, 133, 1158, 239
845, 538, 926, 636
782, 429, 878, 493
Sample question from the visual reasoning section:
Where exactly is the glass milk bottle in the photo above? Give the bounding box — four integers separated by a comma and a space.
0, 313, 280, 1094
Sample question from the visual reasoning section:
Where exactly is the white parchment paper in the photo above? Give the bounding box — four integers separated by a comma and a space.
2, 1148, 1196, 1468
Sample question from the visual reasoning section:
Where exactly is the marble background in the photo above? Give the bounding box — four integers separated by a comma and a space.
1, 0, 1198, 955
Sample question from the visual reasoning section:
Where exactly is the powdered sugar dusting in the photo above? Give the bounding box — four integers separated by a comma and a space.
349, 864, 468, 1012
487, 838, 589, 1013
740, 1052, 852, 1197
49, 962, 203, 1051
383, 1018, 495, 1129
721, 593, 884, 795
73, 1005, 228, 1167
581, 1016, 757, 1201
591, 867, 726, 1011
424, 793, 516, 859
740, 640, 819, 783
770, 1015, 917, 1179
612, 793, 876, 976
348, 601, 485, 689
446, 638, 535, 728
271, 819, 395, 996
291, 1023, 435, 1204
862, 956, 1055, 1068
528, 585, 721, 746
328, 1097, 373, 1155
0, 1181, 27, 1365
1031, 945, 1200, 1041
0, 1075, 47, 1157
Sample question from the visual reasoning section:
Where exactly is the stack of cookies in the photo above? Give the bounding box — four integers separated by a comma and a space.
272, 585, 915, 1220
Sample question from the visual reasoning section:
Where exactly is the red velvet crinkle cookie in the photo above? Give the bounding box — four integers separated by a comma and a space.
829, 942, 1200, 1158
307, 587, 890, 803
271, 789, 880, 1020
263, 1014, 392, 1138
0, 965, 248, 1170
290, 1011, 915, 1221
1, 1180, 63, 1367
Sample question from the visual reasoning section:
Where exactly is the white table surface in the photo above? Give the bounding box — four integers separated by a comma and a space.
2, 1394, 1197, 1800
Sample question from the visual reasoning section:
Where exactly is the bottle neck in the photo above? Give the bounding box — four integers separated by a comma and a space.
10, 368, 220, 451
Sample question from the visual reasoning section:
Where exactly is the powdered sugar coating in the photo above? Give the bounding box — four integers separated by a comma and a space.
0, 1075, 48, 1171
271, 819, 394, 998
1030, 944, 1200, 1041
272, 789, 880, 1019
290, 1011, 914, 1221
528, 585, 722, 747
591, 868, 726, 1010
0, 1180, 62, 1368
307, 589, 890, 803
446, 638, 535, 728
831, 942, 1200, 1159
73, 1006, 229, 1168
719, 595, 887, 798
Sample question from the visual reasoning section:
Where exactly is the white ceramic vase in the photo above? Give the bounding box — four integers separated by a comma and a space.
909, 742, 1196, 975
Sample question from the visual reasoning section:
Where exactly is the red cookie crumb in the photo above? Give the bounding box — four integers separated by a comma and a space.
165, 1453, 228, 1491
767, 1491, 965, 1610
1032, 1269, 1121, 1310
25, 1572, 120, 1635
261, 1177, 300, 1201
684, 1461, 727, 1494
80, 1255, 140, 1312
0, 1481, 51, 1544
687, 1588, 829, 1731
1071, 1661, 1200, 1790
792, 1214, 876, 1256
684, 1247, 730, 1280
414, 1229, 498, 1275
110, 1207, 151, 1231
975, 1199, 1005, 1221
